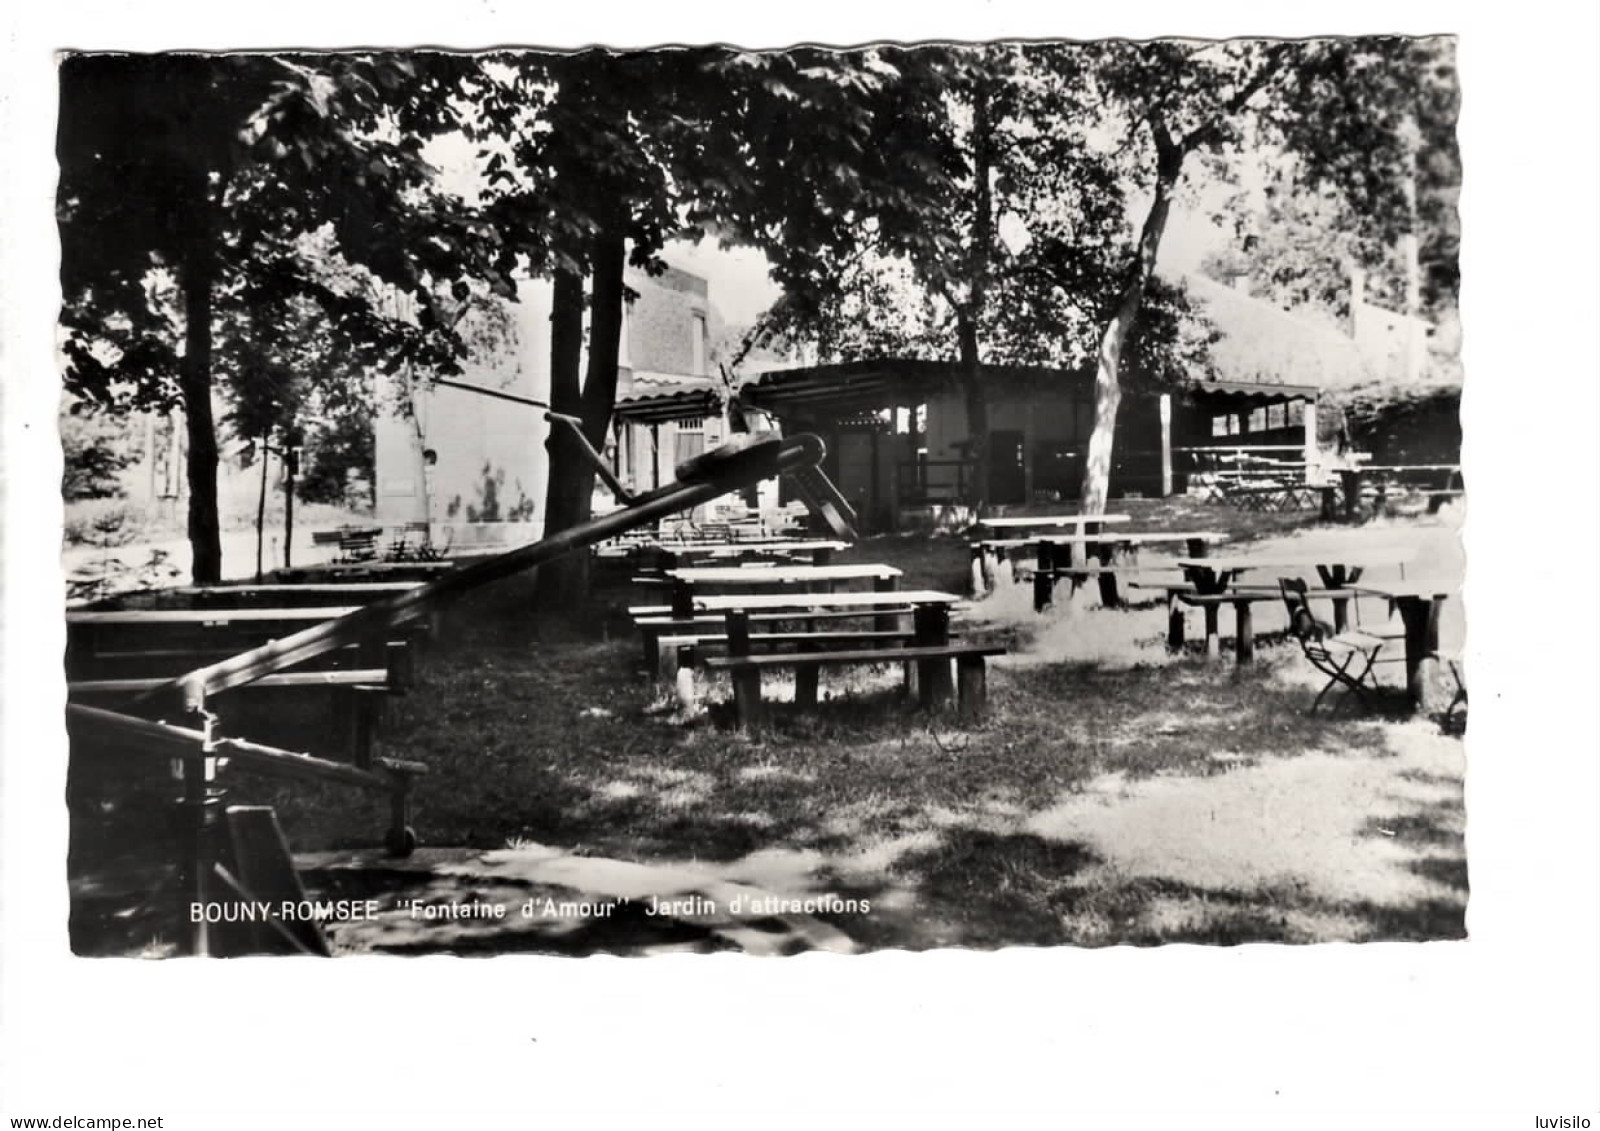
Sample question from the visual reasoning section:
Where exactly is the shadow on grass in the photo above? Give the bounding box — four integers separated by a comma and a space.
63, 537, 1468, 953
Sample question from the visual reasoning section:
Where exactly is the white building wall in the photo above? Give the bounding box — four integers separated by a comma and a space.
375, 279, 553, 548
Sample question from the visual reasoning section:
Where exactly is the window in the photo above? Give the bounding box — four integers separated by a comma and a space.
1267, 403, 1286, 430
1211, 415, 1229, 438
674, 417, 706, 466
1247, 407, 1267, 433
691, 314, 707, 376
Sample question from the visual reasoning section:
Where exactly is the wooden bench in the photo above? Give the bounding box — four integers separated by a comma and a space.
699, 609, 1004, 727
656, 627, 954, 683
632, 605, 916, 669
66, 605, 420, 768
325, 527, 380, 563
1177, 586, 1367, 663
1027, 533, 1226, 609
66, 607, 426, 676
1220, 481, 1321, 512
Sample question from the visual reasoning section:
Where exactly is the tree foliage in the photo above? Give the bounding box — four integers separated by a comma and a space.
57, 52, 512, 580
59, 409, 142, 501
459, 47, 964, 603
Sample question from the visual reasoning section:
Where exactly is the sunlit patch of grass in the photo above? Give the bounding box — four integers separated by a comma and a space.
69, 519, 1468, 954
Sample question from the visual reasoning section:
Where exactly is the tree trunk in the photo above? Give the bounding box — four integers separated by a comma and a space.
178, 172, 223, 584
958, 315, 988, 513
283, 439, 296, 569
1079, 149, 1183, 515
962, 80, 995, 514
255, 441, 269, 582
535, 229, 627, 607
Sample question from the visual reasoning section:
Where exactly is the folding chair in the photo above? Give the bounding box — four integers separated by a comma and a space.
1279, 578, 1388, 715
1442, 657, 1467, 735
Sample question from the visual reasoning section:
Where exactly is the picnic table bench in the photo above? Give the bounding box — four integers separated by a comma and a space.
1350, 579, 1459, 709
66, 605, 424, 685
1176, 553, 1411, 631
174, 582, 424, 608
699, 605, 1003, 727
969, 515, 1130, 589
628, 539, 848, 569
630, 589, 958, 673
655, 563, 901, 616
1151, 555, 1414, 661
1026, 532, 1229, 610
1335, 465, 1463, 520
65, 604, 423, 766
1176, 586, 1364, 663
1216, 476, 1321, 512
273, 560, 455, 584
311, 525, 382, 563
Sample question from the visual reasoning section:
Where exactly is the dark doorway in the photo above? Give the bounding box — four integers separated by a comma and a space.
987, 430, 1026, 505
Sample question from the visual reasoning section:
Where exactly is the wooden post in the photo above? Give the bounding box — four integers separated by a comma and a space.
1159, 394, 1173, 497
1033, 540, 1055, 613
1302, 398, 1319, 478
1096, 539, 1123, 608
1167, 595, 1186, 652
348, 688, 384, 769
176, 744, 220, 957
655, 636, 682, 684
670, 579, 694, 619
794, 652, 820, 709
1203, 604, 1221, 659
956, 654, 988, 721
874, 574, 899, 632
1234, 599, 1255, 664
869, 426, 881, 535
726, 610, 763, 729
914, 603, 953, 710
1339, 469, 1362, 522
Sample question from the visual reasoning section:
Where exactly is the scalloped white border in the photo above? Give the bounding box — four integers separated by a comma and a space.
4, 4, 1598, 1126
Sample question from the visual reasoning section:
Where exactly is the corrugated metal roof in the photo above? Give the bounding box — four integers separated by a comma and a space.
615, 371, 721, 423
1193, 378, 1321, 401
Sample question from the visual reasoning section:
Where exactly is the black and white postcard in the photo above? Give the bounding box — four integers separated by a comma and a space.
3, 2, 1597, 1126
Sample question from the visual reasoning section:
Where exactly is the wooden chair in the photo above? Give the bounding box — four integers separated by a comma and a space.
1442, 657, 1467, 735
1279, 578, 1388, 715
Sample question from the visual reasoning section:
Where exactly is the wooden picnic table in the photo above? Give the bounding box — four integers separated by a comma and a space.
665, 563, 901, 586
1176, 554, 1412, 631
1179, 555, 1381, 593
975, 514, 1131, 531
175, 582, 423, 607
625, 539, 849, 568
67, 607, 362, 626
276, 561, 455, 583
631, 588, 961, 616
1336, 464, 1463, 519
1025, 532, 1229, 608
1350, 580, 1459, 708
660, 563, 901, 618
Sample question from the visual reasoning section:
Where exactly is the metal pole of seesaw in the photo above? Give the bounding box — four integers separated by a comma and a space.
129, 434, 830, 713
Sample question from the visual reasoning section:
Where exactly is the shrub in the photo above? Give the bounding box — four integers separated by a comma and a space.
62, 497, 154, 548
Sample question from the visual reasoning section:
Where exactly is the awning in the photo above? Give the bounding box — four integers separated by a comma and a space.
740, 359, 1082, 417
1191, 378, 1321, 402
614, 387, 720, 425
614, 371, 722, 424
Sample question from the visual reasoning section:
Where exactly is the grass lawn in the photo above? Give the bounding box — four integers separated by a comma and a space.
67, 502, 1469, 955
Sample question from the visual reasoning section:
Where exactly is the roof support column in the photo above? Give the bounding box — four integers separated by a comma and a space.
1303, 398, 1319, 478
1159, 394, 1173, 497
